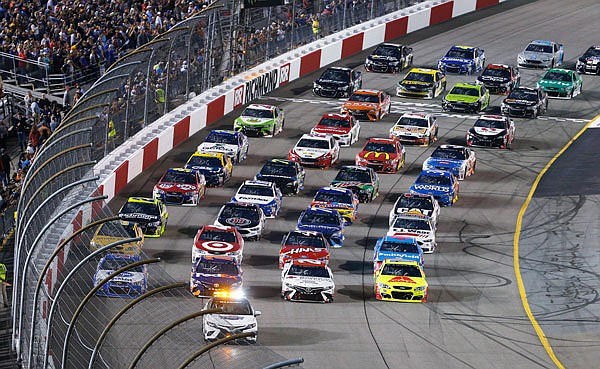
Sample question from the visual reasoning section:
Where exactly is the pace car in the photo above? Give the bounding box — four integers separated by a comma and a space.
288, 134, 340, 169
296, 207, 345, 248
310, 113, 360, 147
281, 259, 335, 303
233, 103, 284, 137
389, 113, 438, 146
118, 197, 168, 237
255, 159, 305, 195
331, 166, 379, 203
310, 186, 359, 225
231, 180, 282, 218
192, 225, 244, 263
313, 66, 362, 98
94, 254, 148, 298
214, 202, 265, 241
185, 151, 233, 187
190, 255, 243, 297
279, 231, 331, 269
375, 259, 428, 302
197, 130, 249, 163
438, 45, 485, 74
396, 68, 446, 99
202, 294, 260, 343
442, 83, 490, 113
365, 43, 413, 73
152, 168, 206, 206
576, 45, 600, 75
387, 213, 437, 253
355, 138, 405, 173
518, 40, 564, 69
422, 145, 476, 180
340, 89, 391, 121
90, 220, 144, 255
389, 193, 440, 227
409, 169, 459, 207
537, 68, 583, 99
501, 87, 548, 118
374, 236, 423, 274
466, 115, 515, 149
476, 64, 520, 95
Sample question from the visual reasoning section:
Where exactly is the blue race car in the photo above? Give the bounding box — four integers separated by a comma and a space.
296, 207, 345, 248
374, 236, 423, 274
422, 145, 476, 180
231, 180, 282, 218
255, 159, 305, 195
94, 254, 148, 298
197, 130, 249, 163
438, 45, 485, 75
409, 169, 459, 207
190, 255, 243, 297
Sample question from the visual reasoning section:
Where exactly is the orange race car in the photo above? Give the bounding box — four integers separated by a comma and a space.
340, 89, 392, 121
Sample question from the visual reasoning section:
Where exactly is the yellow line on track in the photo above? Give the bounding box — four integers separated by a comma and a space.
514, 113, 600, 369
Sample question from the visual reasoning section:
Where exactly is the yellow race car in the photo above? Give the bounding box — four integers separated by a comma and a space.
396, 68, 446, 99
375, 259, 428, 302
90, 220, 144, 255
184, 151, 233, 187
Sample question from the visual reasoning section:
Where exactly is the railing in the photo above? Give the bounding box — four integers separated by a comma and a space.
0, 52, 51, 94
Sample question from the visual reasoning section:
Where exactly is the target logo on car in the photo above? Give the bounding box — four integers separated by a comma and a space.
199, 241, 238, 252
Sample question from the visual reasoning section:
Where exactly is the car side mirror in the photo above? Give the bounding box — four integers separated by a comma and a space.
254, 310, 262, 317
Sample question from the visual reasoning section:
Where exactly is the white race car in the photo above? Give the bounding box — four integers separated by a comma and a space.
422, 144, 476, 180
231, 180, 282, 218
387, 213, 437, 253
389, 113, 439, 146
197, 130, 249, 163
281, 259, 335, 303
389, 193, 440, 228
288, 134, 340, 169
202, 294, 260, 343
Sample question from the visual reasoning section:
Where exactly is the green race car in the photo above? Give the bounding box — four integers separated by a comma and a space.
330, 166, 380, 203
233, 103, 284, 137
442, 83, 490, 113
536, 68, 583, 99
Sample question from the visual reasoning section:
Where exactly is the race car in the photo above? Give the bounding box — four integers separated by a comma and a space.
536, 69, 583, 99
90, 220, 144, 255
313, 66, 362, 98
387, 213, 437, 253
281, 259, 335, 303
422, 145, 476, 180
287, 134, 340, 169
389, 193, 440, 228
197, 130, 249, 163
331, 166, 380, 203
184, 151, 233, 187
576, 45, 600, 74
94, 254, 148, 298
438, 45, 485, 74
442, 83, 490, 113
214, 202, 265, 241
396, 68, 446, 99
192, 225, 244, 263
375, 259, 428, 302
389, 113, 438, 146
310, 186, 359, 225
374, 236, 423, 274
364, 43, 413, 73
476, 64, 521, 95
409, 169, 460, 207
152, 168, 206, 206
355, 138, 405, 174
233, 103, 284, 137
202, 294, 260, 343
466, 115, 515, 149
231, 180, 282, 218
279, 231, 331, 269
255, 159, 305, 196
118, 197, 168, 237
340, 89, 391, 121
296, 207, 345, 248
518, 40, 564, 69
310, 113, 360, 147
501, 87, 548, 118
190, 255, 243, 297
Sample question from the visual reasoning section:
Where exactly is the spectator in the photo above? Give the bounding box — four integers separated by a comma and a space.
0, 261, 8, 307
13, 113, 28, 152
28, 125, 41, 152
0, 149, 11, 187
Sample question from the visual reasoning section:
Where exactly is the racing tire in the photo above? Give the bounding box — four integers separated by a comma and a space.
569, 88, 574, 99
551, 60, 555, 69
387, 103, 391, 115
532, 107, 538, 119
474, 102, 481, 113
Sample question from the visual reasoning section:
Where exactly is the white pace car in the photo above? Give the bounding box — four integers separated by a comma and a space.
281, 259, 335, 303
387, 213, 437, 253
202, 293, 261, 343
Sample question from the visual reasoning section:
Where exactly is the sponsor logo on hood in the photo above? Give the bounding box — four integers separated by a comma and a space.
389, 276, 417, 284
157, 183, 197, 191
441, 57, 471, 64
474, 127, 505, 135
234, 195, 273, 204
120, 213, 159, 221
239, 117, 273, 125
225, 217, 252, 226
412, 184, 450, 193
294, 147, 328, 158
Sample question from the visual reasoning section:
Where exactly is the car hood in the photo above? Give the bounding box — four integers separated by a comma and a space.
204, 314, 256, 328
425, 157, 464, 169
293, 147, 330, 158
296, 223, 341, 236
280, 246, 329, 260
331, 181, 371, 190
255, 173, 295, 184
440, 57, 472, 65
316, 79, 347, 86
186, 164, 222, 174
357, 151, 399, 162
236, 117, 274, 126
284, 275, 333, 288
96, 270, 145, 283
378, 274, 426, 288
503, 98, 536, 106
445, 92, 479, 103
232, 194, 275, 205
471, 127, 506, 136
580, 56, 600, 63
477, 75, 510, 84
368, 55, 399, 62
519, 51, 552, 60
343, 101, 378, 110
119, 213, 160, 223
538, 79, 573, 88
391, 125, 428, 135
375, 250, 420, 263
191, 273, 241, 284
217, 215, 260, 228
198, 142, 238, 154
410, 183, 452, 195
394, 208, 434, 219
155, 182, 197, 192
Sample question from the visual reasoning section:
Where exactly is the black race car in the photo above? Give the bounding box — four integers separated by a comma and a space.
477, 64, 520, 95
313, 67, 362, 98
365, 43, 413, 73
576, 45, 600, 75
255, 159, 305, 195
501, 87, 548, 118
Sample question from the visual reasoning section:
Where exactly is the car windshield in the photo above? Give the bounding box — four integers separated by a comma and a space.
320, 69, 349, 82
542, 71, 571, 82
583, 47, 600, 58
162, 171, 196, 184
221, 205, 260, 220
208, 299, 252, 315
285, 233, 326, 248
193, 260, 239, 275
260, 162, 296, 176
404, 72, 434, 83
363, 142, 396, 153
301, 212, 340, 226
381, 264, 422, 278
238, 184, 274, 197
99, 257, 145, 272
297, 138, 329, 149
525, 43, 553, 53
380, 241, 419, 253
449, 86, 479, 96
445, 48, 474, 59
396, 117, 429, 128
205, 131, 238, 145
392, 217, 431, 230
396, 196, 434, 211
314, 191, 353, 204
97, 221, 138, 238
334, 169, 371, 183
199, 230, 237, 242
242, 107, 274, 119
372, 45, 400, 57
187, 155, 222, 168
348, 93, 379, 103
318, 117, 351, 128
431, 147, 466, 160
416, 174, 451, 186
121, 202, 159, 216
481, 67, 511, 78
288, 265, 330, 278
507, 89, 537, 100
474, 118, 506, 129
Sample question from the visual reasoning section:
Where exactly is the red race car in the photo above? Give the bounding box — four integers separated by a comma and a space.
355, 138, 406, 173
278, 231, 330, 269
310, 113, 361, 147
192, 225, 244, 264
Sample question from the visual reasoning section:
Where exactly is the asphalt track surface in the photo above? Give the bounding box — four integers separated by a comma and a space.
107, 0, 600, 368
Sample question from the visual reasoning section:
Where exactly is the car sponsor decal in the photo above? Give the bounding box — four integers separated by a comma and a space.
413, 184, 450, 192
226, 217, 251, 226
364, 151, 390, 160
121, 213, 158, 220
199, 241, 237, 252
285, 247, 320, 255
389, 276, 417, 284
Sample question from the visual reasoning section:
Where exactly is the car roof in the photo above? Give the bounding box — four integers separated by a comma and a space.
479, 115, 506, 121
513, 86, 538, 92
380, 235, 419, 244
201, 224, 238, 232
382, 259, 420, 266
327, 66, 351, 71
340, 165, 371, 172
420, 169, 453, 177
365, 137, 397, 144
190, 151, 226, 159
166, 168, 194, 174
530, 40, 554, 45
352, 89, 380, 95
451, 45, 476, 50
300, 133, 330, 141
452, 82, 479, 88
380, 43, 402, 48
209, 130, 238, 136
397, 192, 434, 200
224, 201, 260, 209
291, 259, 328, 267
126, 197, 157, 204
407, 68, 438, 74
320, 113, 351, 120
438, 144, 467, 150
486, 63, 511, 69
246, 103, 276, 110
286, 230, 325, 237
304, 207, 339, 215
399, 112, 429, 119
102, 253, 141, 261
265, 158, 294, 166
545, 68, 571, 73
317, 186, 353, 195
242, 179, 273, 187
